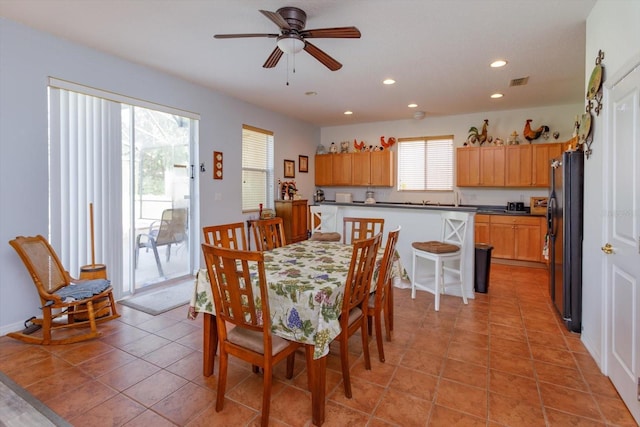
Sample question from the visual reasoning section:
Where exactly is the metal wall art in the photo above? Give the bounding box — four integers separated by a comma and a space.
581, 49, 605, 159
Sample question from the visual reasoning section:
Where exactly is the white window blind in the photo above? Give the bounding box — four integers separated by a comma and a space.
397, 136, 453, 191
242, 125, 274, 212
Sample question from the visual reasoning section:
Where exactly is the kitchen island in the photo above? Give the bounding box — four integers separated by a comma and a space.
319, 201, 477, 301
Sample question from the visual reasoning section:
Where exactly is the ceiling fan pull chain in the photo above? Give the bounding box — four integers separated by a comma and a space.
286, 54, 290, 86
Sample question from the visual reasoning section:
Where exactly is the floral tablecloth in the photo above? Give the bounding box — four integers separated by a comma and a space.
189, 240, 405, 359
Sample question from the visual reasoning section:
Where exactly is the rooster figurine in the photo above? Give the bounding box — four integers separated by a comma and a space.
354, 139, 365, 151
380, 136, 396, 149
468, 119, 489, 145
523, 119, 549, 142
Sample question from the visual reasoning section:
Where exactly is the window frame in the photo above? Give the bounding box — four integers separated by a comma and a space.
242, 124, 274, 213
396, 135, 454, 192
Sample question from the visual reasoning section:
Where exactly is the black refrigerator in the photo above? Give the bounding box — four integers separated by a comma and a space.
547, 150, 584, 333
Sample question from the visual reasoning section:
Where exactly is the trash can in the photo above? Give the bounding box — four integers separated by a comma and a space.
474, 243, 493, 293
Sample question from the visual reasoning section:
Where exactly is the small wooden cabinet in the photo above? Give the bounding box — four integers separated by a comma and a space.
532, 143, 563, 187
479, 146, 505, 186
474, 214, 491, 244
275, 200, 308, 243
456, 147, 480, 186
314, 151, 394, 187
505, 145, 532, 187
484, 215, 545, 262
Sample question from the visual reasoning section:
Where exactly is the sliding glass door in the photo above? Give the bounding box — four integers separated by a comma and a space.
121, 106, 194, 292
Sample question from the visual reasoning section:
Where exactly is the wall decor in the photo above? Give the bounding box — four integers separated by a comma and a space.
530, 197, 548, 215
299, 155, 308, 173
284, 159, 295, 178
213, 151, 223, 179
583, 49, 605, 159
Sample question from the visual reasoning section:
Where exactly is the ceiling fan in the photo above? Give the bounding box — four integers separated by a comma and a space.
214, 6, 361, 71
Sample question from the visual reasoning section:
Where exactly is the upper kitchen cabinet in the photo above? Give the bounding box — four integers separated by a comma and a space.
331, 153, 352, 185
532, 143, 563, 187
457, 142, 565, 188
479, 146, 505, 186
315, 154, 333, 186
315, 151, 394, 187
505, 145, 532, 187
456, 147, 480, 186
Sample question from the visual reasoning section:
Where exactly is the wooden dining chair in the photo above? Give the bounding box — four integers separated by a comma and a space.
8, 235, 120, 345
367, 226, 401, 362
335, 232, 382, 398
250, 217, 286, 251
202, 222, 248, 250
343, 217, 384, 244
201, 244, 301, 427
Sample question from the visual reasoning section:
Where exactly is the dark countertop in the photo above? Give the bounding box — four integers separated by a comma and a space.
318, 201, 545, 217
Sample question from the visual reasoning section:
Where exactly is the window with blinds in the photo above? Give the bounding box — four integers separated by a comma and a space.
242, 125, 274, 212
397, 136, 454, 191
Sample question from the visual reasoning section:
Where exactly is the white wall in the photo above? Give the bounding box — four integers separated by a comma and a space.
581, 1, 640, 368
320, 104, 583, 207
0, 18, 318, 333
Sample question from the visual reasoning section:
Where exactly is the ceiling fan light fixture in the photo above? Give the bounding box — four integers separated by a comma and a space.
277, 34, 304, 54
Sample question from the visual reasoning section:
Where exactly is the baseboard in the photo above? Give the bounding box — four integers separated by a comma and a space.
0, 319, 28, 337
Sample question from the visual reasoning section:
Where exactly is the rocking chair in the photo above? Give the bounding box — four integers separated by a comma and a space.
8, 235, 120, 345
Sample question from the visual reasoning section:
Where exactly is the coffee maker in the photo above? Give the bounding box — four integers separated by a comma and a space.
313, 189, 325, 203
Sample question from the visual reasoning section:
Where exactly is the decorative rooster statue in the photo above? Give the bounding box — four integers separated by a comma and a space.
354, 139, 365, 151
468, 119, 489, 145
523, 119, 549, 142
380, 136, 396, 149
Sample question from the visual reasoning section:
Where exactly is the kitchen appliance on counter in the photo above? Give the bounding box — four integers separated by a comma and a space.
313, 189, 325, 203
364, 190, 376, 204
335, 192, 353, 203
507, 201, 526, 211
548, 151, 584, 333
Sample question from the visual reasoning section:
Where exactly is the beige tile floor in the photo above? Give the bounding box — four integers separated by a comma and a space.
0, 264, 636, 426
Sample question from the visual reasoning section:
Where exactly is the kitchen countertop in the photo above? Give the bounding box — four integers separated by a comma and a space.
318, 201, 545, 217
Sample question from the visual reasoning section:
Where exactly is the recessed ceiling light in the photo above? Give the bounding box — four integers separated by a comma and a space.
491, 93, 504, 99
305, 91, 317, 96
383, 79, 396, 85
344, 111, 353, 115
408, 103, 418, 108
490, 60, 507, 68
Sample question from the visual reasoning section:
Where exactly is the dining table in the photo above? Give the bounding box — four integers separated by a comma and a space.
188, 239, 404, 426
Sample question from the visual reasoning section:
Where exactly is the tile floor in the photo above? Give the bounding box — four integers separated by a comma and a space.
0, 264, 637, 426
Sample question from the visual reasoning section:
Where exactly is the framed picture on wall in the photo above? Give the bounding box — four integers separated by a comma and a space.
284, 159, 295, 178
299, 155, 308, 173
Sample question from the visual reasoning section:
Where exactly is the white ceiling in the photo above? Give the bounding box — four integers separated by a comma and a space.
1, 0, 596, 127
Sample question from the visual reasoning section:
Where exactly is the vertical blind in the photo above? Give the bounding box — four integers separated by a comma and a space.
397, 136, 454, 191
48, 88, 122, 276
242, 125, 274, 212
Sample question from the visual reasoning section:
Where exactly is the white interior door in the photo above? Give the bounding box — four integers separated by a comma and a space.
605, 63, 640, 424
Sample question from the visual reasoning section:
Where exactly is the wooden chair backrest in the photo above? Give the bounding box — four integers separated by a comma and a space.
201, 244, 271, 341
373, 227, 401, 306
9, 235, 72, 302
343, 217, 385, 244
203, 222, 248, 250
155, 208, 188, 246
250, 218, 286, 251
341, 233, 381, 320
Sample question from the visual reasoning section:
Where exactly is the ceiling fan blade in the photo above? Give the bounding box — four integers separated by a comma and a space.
303, 41, 342, 71
263, 47, 284, 68
259, 9, 290, 30
214, 33, 278, 39
301, 27, 361, 39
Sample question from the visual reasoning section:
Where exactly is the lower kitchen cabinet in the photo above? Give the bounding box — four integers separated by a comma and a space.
275, 199, 308, 243
476, 214, 546, 263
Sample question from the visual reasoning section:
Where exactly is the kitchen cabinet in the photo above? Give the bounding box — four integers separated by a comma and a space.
532, 143, 563, 187
488, 215, 545, 262
456, 147, 480, 186
474, 214, 491, 244
457, 142, 564, 188
275, 199, 308, 243
314, 155, 332, 186
315, 151, 394, 187
505, 145, 532, 187
480, 146, 505, 186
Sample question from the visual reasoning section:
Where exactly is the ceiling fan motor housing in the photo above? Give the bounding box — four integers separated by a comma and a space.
277, 7, 307, 31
